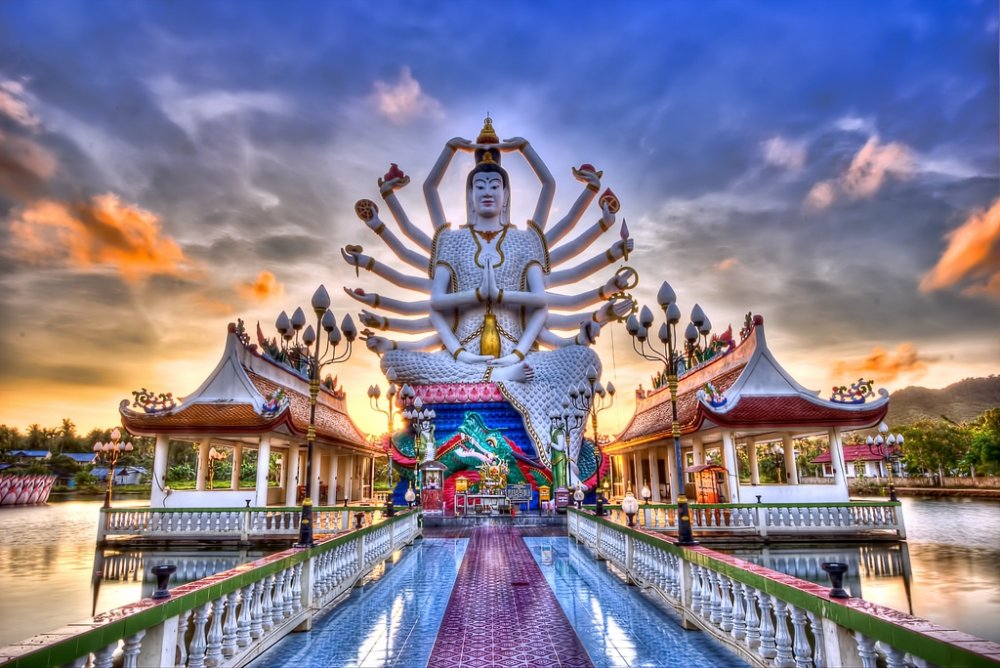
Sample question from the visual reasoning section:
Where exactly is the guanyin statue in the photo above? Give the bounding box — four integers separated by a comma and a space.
343, 117, 634, 487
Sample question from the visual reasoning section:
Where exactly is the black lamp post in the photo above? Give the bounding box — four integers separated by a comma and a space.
93, 428, 134, 509
273, 285, 356, 548
625, 281, 711, 546
569, 365, 615, 495
368, 367, 400, 514
867, 421, 904, 502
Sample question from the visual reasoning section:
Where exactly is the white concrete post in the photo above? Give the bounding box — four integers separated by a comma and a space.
693, 434, 705, 467
326, 455, 340, 506
231, 444, 243, 490
285, 444, 300, 507
196, 438, 210, 491
255, 434, 271, 507
136, 616, 179, 668
828, 428, 850, 501
721, 430, 741, 503
648, 449, 661, 503
151, 433, 170, 507
782, 434, 799, 484
748, 436, 760, 485
344, 455, 355, 501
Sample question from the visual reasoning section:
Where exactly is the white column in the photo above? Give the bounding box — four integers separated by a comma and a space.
782, 433, 799, 485
326, 454, 339, 506
285, 444, 300, 507
667, 441, 680, 503
151, 434, 170, 507
693, 434, 706, 467
310, 446, 322, 502
344, 456, 355, 502
828, 427, 850, 501
632, 452, 641, 493
748, 436, 760, 485
255, 435, 271, 506
230, 444, 243, 490
721, 430, 740, 503
196, 439, 210, 491
648, 449, 661, 503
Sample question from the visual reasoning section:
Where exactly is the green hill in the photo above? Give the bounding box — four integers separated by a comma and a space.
887, 375, 1000, 426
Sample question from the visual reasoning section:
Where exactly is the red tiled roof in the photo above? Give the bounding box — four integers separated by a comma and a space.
812, 443, 900, 464
614, 365, 746, 445
121, 372, 371, 452
701, 396, 888, 430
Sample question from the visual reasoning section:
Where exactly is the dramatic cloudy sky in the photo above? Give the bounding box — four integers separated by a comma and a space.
1, 1, 997, 436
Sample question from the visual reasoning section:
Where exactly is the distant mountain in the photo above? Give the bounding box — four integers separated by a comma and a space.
887, 376, 1000, 426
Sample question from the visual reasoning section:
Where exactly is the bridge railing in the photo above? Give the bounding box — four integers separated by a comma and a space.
592, 501, 906, 539
98, 506, 388, 543
568, 508, 999, 668
0, 509, 420, 668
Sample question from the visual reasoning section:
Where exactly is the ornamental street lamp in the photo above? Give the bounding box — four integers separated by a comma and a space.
368, 368, 400, 514
640, 481, 652, 505
621, 488, 639, 527
273, 285, 356, 548
573, 484, 585, 509
401, 389, 436, 505
93, 428, 134, 509
867, 421, 904, 502
625, 280, 711, 546
569, 365, 615, 495
549, 399, 585, 492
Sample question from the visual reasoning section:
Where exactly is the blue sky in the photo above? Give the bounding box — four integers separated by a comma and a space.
0, 1, 997, 434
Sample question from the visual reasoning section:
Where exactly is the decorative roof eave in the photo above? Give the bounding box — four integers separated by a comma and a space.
119, 324, 374, 453
608, 315, 892, 450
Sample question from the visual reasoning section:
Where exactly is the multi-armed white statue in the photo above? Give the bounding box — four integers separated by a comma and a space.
343, 117, 635, 486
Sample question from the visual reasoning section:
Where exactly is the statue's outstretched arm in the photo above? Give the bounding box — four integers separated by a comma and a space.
548, 202, 616, 267
546, 295, 634, 330
544, 166, 601, 246
536, 320, 601, 349
424, 137, 473, 230
378, 179, 432, 252
341, 247, 431, 293
362, 331, 442, 355
501, 137, 555, 230
545, 239, 633, 288
343, 287, 428, 315
356, 204, 429, 270
545, 267, 637, 310
359, 310, 434, 334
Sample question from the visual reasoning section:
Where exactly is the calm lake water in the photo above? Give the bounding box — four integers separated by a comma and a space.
0, 496, 997, 648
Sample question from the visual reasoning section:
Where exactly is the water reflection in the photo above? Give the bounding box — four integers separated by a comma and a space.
722, 543, 914, 613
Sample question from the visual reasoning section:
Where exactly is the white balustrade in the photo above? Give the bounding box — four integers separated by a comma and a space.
567, 509, 997, 668
8, 510, 420, 668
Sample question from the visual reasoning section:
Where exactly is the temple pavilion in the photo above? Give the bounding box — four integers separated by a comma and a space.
120, 321, 380, 508
605, 314, 889, 504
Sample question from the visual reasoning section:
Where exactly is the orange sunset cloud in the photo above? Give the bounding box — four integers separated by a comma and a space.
920, 199, 1000, 298
832, 342, 937, 384
238, 270, 284, 302
8, 193, 195, 282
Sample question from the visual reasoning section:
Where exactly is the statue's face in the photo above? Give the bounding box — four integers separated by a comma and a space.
471, 173, 505, 218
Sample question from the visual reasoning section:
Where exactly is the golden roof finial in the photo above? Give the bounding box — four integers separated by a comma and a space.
477, 114, 499, 145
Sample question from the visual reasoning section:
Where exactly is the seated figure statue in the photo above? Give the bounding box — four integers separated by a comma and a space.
343, 117, 634, 486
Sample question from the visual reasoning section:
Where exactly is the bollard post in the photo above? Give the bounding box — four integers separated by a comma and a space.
151, 564, 177, 600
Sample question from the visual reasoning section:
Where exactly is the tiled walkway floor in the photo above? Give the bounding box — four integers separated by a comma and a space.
428, 527, 593, 668
249, 539, 468, 667
525, 537, 748, 668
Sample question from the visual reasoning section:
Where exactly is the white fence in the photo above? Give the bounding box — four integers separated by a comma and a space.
597, 501, 906, 539
98, 506, 386, 543
1, 510, 420, 668
568, 509, 998, 668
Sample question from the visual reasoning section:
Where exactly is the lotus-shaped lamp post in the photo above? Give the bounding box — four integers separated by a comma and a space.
93, 428, 134, 509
